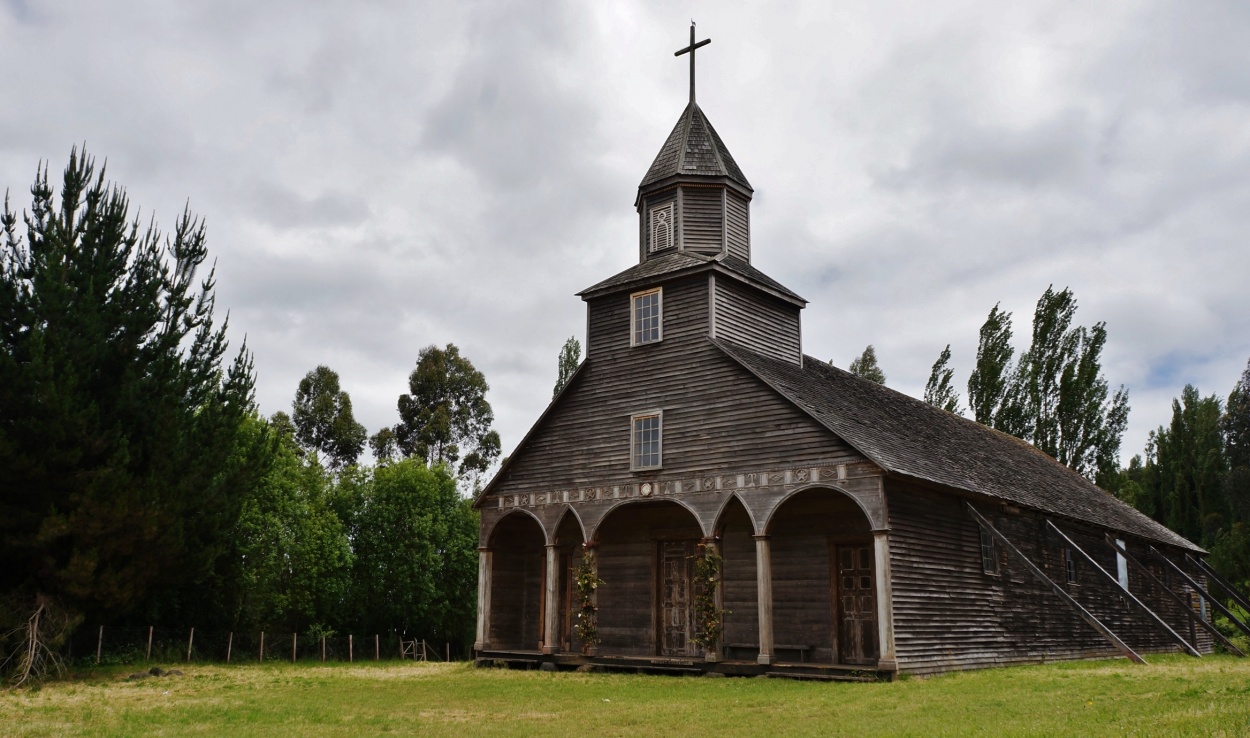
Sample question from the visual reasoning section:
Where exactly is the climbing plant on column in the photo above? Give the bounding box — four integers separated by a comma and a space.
691, 541, 727, 655
573, 543, 604, 654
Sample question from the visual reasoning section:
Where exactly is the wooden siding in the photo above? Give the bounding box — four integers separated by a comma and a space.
681, 185, 724, 256
713, 277, 802, 365
886, 480, 1213, 674
595, 502, 703, 657
494, 276, 861, 496
726, 191, 750, 262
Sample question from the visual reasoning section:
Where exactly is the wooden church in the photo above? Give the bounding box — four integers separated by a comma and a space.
472, 29, 1246, 679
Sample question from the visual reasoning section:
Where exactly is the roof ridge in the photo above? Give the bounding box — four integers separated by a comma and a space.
675, 102, 696, 175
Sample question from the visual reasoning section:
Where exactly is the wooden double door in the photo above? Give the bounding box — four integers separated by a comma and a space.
832, 543, 879, 665
657, 539, 698, 657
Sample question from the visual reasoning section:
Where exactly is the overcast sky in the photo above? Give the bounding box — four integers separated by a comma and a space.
4, 0, 1249, 472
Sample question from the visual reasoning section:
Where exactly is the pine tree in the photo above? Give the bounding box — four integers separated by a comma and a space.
848, 345, 886, 384
0, 149, 262, 671
923, 344, 962, 414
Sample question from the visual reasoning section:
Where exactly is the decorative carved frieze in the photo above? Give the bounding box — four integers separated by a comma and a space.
494, 461, 880, 509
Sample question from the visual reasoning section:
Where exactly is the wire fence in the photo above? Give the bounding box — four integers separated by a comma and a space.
65, 626, 464, 667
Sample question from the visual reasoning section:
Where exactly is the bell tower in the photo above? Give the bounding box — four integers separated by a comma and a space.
636, 24, 754, 265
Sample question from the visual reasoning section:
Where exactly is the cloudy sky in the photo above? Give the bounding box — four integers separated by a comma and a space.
4, 0, 1249, 470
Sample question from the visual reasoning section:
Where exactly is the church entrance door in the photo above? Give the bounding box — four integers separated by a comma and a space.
657, 539, 697, 657
833, 543, 878, 665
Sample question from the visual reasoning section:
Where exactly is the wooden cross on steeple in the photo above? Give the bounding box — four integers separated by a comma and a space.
674, 21, 710, 104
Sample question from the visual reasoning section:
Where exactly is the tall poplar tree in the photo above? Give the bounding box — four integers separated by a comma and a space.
967, 304, 1015, 427
923, 344, 962, 415
553, 336, 581, 398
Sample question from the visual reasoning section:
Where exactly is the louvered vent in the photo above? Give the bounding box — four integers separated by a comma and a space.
649, 202, 674, 252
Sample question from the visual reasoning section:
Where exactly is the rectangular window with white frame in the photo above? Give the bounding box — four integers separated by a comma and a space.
631, 412, 662, 469
631, 288, 662, 345
1115, 538, 1129, 590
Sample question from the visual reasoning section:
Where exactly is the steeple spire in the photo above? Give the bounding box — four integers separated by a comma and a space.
674, 21, 710, 104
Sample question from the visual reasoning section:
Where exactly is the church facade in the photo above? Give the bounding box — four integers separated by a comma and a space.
472, 40, 1228, 679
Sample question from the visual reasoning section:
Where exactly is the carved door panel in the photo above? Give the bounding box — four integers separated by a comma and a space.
658, 540, 696, 657
835, 544, 878, 665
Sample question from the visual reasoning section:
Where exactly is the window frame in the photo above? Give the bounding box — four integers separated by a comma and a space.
979, 526, 1000, 576
630, 410, 663, 471
648, 201, 675, 253
1064, 546, 1078, 585
630, 287, 663, 346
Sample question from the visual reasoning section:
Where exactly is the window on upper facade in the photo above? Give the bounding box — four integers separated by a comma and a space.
979, 527, 1000, 575
631, 288, 662, 345
649, 202, 674, 252
1064, 546, 1078, 584
632, 412, 662, 469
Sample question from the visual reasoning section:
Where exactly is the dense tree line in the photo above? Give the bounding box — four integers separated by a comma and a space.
0, 153, 485, 684
1115, 362, 1250, 596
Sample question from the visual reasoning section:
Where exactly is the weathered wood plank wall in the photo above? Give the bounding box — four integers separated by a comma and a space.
488, 516, 545, 650
725, 191, 750, 262
713, 277, 801, 365
886, 480, 1213, 674
681, 186, 724, 256
492, 276, 862, 496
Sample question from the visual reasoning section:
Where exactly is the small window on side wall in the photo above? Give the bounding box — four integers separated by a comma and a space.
1064, 547, 1078, 584
979, 527, 999, 575
631, 412, 662, 470
631, 288, 662, 346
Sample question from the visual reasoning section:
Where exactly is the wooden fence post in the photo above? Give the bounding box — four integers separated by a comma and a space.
321, 636, 326, 662
146, 626, 154, 662
96, 625, 103, 665
292, 633, 297, 663
259, 631, 264, 662
186, 628, 195, 663
375, 634, 379, 661
445, 642, 449, 662
226, 632, 233, 663
349, 635, 353, 663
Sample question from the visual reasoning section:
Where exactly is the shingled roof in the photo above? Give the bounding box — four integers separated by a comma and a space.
715, 338, 1201, 552
640, 102, 751, 190
577, 251, 805, 305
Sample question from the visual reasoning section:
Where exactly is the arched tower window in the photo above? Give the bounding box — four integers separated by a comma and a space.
649, 202, 674, 252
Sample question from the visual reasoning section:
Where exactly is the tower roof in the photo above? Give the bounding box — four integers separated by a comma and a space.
639, 102, 751, 191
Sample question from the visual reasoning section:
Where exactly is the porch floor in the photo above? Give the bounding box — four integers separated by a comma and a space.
474, 649, 892, 682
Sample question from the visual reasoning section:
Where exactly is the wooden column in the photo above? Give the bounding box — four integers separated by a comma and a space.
475, 547, 492, 652
542, 543, 560, 654
754, 534, 774, 666
873, 531, 897, 670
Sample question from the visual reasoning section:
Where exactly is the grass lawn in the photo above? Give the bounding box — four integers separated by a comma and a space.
3, 655, 1250, 737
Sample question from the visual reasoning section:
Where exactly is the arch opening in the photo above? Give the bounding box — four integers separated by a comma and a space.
487, 511, 546, 651
594, 500, 704, 658
766, 486, 876, 666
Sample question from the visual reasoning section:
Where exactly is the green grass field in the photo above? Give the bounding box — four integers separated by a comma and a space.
4, 655, 1250, 737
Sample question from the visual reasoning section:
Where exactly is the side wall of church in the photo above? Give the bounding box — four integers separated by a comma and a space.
886, 480, 1214, 675
489, 274, 863, 500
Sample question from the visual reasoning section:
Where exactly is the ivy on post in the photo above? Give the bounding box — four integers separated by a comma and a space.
692, 539, 728, 661
573, 542, 605, 655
